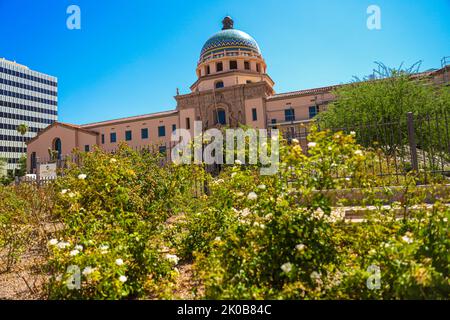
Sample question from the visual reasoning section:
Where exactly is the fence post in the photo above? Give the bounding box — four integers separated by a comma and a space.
407, 112, 419, 172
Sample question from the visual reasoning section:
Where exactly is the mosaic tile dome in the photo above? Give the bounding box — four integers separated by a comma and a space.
200, 17, 261, 59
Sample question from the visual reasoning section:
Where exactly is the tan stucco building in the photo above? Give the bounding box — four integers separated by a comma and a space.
26, 17, 449, 173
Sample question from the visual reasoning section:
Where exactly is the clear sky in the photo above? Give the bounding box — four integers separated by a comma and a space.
1, 0, 449, 124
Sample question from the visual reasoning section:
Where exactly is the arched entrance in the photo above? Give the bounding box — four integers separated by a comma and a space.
53, 138, 62, 160
30, 152, 37, 173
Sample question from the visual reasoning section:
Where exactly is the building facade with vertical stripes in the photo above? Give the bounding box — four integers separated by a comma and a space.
0, 58, 57, 174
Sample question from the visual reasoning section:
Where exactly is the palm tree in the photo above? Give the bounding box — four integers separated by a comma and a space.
16, 124, 28, 152
16, 124, 28, 177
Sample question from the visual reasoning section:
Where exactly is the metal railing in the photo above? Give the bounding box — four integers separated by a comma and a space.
27, 110, 449, 187
277, 110, 450, 184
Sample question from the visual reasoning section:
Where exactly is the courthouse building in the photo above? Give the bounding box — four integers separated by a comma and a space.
26, 17, 448, 173
0, 58, 57, 174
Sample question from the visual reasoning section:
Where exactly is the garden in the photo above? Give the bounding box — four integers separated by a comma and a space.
0, 73, 449, 300
0, 128, 448, 299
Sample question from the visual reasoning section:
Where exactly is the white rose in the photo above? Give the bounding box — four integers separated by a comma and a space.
57, 241, 70, 249
165, 254, 180, 265
78, 174, 87, 180
99, 244, 109, 254
402, 235, 413, 244
281, 262, 293, 273
247, 192, 258, 201
48, 239, 58, 246
241, 208, 251, 217
115, 258, 124, 266
310, 271, 321, 281
82, 266, 95, 276
119, 275, 127, 283
308, 142, 317, 148
69, 249, 79, 256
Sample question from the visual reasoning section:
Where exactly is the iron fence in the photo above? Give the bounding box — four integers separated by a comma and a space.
26, 110, 450, 187
278, 110, 450, 184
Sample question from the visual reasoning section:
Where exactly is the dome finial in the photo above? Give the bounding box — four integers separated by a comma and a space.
222, 16, 234, 30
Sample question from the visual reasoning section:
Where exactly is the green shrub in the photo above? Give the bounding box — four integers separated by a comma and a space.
179, 129, 449, 299
46, 145, 197, 299
0, 183, 55, 273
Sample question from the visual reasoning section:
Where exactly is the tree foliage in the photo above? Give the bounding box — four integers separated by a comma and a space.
318, 72, 448, 128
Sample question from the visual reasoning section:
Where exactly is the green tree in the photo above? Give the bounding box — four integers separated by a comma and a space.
0, 158, 13, 185
16, 124, 28, 151
14, 124, 29, 177
317, 71, 449, 153
0, 157, 6, 178
16, 155, 27, 177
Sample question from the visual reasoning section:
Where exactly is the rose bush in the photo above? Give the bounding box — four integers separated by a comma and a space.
1, 129, 448, 300
46, 145, 197, 299
177, 129, 449, 299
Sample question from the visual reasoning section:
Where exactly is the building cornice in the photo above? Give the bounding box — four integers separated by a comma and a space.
189, 70, 275, 91
81, 110, 179, 128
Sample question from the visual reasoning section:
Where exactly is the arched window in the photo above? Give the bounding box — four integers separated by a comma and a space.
30, 152, 37, 171
53, 138, 62, 160
215, 108, 226, 125
215, 81, 224, 89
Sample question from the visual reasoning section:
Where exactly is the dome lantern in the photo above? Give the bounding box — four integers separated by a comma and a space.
222, 16, 234, 30
199, 17, 262, 62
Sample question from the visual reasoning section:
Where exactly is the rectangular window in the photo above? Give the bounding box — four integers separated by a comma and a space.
285, 108, 295, 122
141, 128, 149, 139
101, 134, 105, 144
186, 117, 191, 130
256, 63, 261, 73
125, 130, 132, 141
309, 106, 317, 119
206, 65, 210, 75
252, 108, 257, 121
271, 118, 277, 129
216, 62, 223, 72
110, 132, 117, 143
172, 124, 176, 132
244, 61, 250, 70
158, 125, 166, 137
230, 60, 238, 70
84, 145, 90, 152
159, 145, 167, 154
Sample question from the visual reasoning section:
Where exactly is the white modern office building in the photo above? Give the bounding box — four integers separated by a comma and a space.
0, 58, 57, 174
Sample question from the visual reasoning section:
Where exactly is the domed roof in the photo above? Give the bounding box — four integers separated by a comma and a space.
200, 17, 261, 58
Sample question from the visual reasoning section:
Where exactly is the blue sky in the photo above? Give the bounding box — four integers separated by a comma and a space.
1, 0, 449, 124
